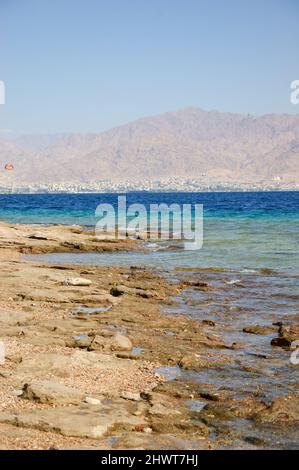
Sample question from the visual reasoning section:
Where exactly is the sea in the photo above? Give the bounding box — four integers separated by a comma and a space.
0, 191, 299, 271
0, 191, 298, 448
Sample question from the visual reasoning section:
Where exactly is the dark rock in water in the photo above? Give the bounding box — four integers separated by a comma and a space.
271, 337, 292, 347
202, 320, 216, 327
271, 324, 299, 348
181, 280, 213, 291
243, 436, 266, 446
199, 391, 222, 401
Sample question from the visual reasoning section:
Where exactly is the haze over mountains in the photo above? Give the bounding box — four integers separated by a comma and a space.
1, 107, 299, 185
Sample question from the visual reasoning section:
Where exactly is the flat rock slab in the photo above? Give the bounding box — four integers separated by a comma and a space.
16, 350, 135, 381
90, 333, 133, 352
21, 380, 85, 405
0, 404, 145, 439
0, 310, 33, 325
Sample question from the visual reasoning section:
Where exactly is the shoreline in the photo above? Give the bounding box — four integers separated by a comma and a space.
1, 188, 299, 195
0, 221, 298, 449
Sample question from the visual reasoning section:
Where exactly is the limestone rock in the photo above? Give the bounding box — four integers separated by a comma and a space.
84, 397, 102, 405
0, 310, 33, 326
64, 277, 92, 286
21, 380, 84, 405
0, 404, 146, 439
121, 391, 142, 401
89, 333, 132, 352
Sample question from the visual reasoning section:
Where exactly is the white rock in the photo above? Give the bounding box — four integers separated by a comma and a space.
84, 396, 101, 405
64, 277, 92, 286
28, 232, 49, 240
121, 391, 142, 401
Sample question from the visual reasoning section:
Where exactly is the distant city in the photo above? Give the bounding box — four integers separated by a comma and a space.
0, 176, 298, 194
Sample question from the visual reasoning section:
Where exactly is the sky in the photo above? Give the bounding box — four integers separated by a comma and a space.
0, 0, 298, 134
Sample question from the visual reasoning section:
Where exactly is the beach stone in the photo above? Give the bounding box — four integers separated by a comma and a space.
0, 404, 146, 439
110, 285, 153, 298
0, 310, 33, 326
121, 391, 142, 401
70, 350, 134, 370
64, 277, 92, 286
255, 392, 299, 424
84, 397, 102, 405
89, 333, 132, 352
10, 389, 23, 397
147, 393, 182, 417
179, 353, 232, 371
111, 333, 133, 351
66, 335, 93, 349
21, 380, 84, 405
16, 353, 71, 379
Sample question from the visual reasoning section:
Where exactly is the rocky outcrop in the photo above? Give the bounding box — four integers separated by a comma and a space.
0, 404, 146, 439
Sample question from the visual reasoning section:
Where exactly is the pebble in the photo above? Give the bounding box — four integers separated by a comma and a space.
84, 397, 101, 405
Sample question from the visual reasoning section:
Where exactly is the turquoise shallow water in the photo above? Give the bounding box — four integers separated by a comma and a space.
29, 215, 299, 272
1, 191, 299, 271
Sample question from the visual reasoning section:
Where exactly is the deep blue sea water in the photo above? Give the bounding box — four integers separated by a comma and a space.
1, 191, 299, 271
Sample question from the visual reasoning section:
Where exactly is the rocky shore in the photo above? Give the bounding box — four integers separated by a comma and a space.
0, 221, 298, 450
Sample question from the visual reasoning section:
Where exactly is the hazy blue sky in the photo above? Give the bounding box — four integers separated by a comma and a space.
0, 0, 298, 134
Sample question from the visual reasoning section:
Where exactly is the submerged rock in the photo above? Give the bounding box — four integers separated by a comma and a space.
271, 325, 299, 348
243, 324, 277, 335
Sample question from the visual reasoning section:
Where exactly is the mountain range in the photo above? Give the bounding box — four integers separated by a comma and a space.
1, 107, 299, 185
